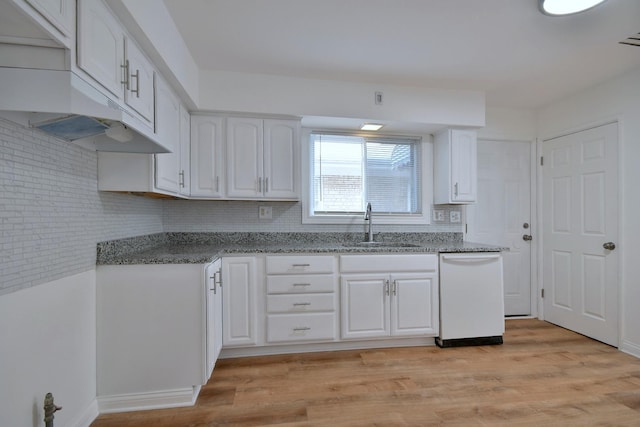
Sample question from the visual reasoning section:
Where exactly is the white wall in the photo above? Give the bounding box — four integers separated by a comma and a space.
480, 107, 536, 142
198, 69, 485, 128
0, 271, 97, 427
537, 66, 640, 357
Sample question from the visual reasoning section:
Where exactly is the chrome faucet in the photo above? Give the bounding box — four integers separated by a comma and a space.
364, 202, 373, 242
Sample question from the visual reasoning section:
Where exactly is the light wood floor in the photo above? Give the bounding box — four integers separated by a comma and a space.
92, 319, 640, 426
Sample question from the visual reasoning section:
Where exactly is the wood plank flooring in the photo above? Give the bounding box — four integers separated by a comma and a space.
92, 320, 640, 426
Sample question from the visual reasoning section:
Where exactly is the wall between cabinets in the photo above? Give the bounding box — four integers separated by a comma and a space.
0, 117, 164, 296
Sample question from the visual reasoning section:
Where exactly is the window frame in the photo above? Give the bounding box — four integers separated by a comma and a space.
301, 128, 432, 225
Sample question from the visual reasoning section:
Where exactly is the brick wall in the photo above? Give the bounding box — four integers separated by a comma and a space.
0, 118, 163, 296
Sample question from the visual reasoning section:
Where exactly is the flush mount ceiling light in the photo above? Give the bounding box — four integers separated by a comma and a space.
539, 0, 607, 16
360, 123, 384, 131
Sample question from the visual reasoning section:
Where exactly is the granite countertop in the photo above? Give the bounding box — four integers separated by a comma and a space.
97, 232, 506, 265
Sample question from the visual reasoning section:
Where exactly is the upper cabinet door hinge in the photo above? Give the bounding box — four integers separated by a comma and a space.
540, 156, 544, 166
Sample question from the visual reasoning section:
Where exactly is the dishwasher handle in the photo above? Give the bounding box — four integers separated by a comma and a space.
441, 254, 501, 262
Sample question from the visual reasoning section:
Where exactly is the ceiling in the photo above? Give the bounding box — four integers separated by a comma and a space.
163, 0, 640, 110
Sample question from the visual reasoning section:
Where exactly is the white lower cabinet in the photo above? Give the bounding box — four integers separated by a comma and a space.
340, 254, 439, 340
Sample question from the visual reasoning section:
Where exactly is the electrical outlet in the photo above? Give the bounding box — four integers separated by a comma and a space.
258, 206, 272, 219
450, 210, 461, 223
432, 209, 445, 222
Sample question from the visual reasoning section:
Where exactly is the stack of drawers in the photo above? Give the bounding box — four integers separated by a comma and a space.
265, 255, 337, 343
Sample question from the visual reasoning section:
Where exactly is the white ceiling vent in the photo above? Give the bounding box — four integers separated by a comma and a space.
620, 33, 640, 47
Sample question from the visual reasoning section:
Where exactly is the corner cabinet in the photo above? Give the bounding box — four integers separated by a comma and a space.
226, 117, 299, 200
339, 254, 439, 340
434, 129, 477, 204
190, 115, 224, 198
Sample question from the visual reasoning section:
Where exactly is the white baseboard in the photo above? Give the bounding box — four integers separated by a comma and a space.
621, 340, 640, 359
71, 399, 99, 427
220, 336, 436, 359
97, 386, 201, 414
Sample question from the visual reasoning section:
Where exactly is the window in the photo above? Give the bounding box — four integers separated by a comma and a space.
303, 131, 430, 224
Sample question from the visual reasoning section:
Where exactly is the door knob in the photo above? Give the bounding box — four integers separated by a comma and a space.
603, 242, 616, 250
522, 234, 533, 241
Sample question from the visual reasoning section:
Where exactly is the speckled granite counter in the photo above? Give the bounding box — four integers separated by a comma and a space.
96, 232, 506, 265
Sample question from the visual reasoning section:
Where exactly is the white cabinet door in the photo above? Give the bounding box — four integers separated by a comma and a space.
222, 257, 258, 347
154, 75, 181, 193
178, 104, 191, 196
124, 37, 154, 123
226, 117, 263, 198
434, 129, 477, 204
263, 119, 298, 199
205, 260, 223, 378
340, 275, 389, 339
390, 273, 438, 336
77, 0, 124, 99
450, 129, 477, 203
191, 115, 224, 198
25, 0, 74, 37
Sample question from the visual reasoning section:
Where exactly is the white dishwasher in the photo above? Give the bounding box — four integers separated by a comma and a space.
436, 252, 504, 347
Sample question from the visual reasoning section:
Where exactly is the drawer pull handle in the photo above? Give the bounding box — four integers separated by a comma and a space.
292, 263, 311, 267
293, 283, 311, 287
293, 302, 311, 306
293, 327, 311, 332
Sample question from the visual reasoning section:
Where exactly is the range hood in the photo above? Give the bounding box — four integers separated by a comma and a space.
0, 67, 171, 153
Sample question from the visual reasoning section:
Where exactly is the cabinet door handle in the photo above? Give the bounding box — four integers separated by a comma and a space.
258, 177, 262, 193
120, 60, 130, 89
292, 263, 311, 267
293, 302, 311, 307
454, 182, 459, 197
265, 177, 269, 193
293, 327, 311, 332
292, 283, 311, 287
179, 170, 185, 187
392, 280, 397, 296
384, 279, 390, 296
131, 69, 140, 97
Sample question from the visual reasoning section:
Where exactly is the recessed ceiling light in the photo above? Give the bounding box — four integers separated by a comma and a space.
539, 0, 607, 16
360, 123, 384, 131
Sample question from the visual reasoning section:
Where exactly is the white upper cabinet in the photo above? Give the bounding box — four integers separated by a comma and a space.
154, 75, 182, 194
434, 129, 477, 204
77, 0, 155, 126
25, 0, 74, 39
77, 0, 124, 98
191, 115, 224, 198
227, 117, 299, 200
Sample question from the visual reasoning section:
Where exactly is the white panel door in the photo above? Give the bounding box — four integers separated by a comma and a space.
190, 115, 224, 198
154, 76, 180, 193
451, 130, 477, 203
542, 123, 618, 346
226, 118, 263, 198
340, 275, 389, 339
77, 0, 123, 98
222, 257, 257, 347
390, 274, 438, 336
466, 140, 531, 315
263, 119, 298, 199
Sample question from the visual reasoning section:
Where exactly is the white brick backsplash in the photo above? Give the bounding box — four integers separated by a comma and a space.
0, 118, 163, 296
163, 200, 463, 233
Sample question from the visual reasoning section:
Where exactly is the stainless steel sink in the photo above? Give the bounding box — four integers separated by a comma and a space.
344, 241, 421, 248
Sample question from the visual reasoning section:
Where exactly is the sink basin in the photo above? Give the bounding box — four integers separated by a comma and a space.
344, 242, 421, 248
